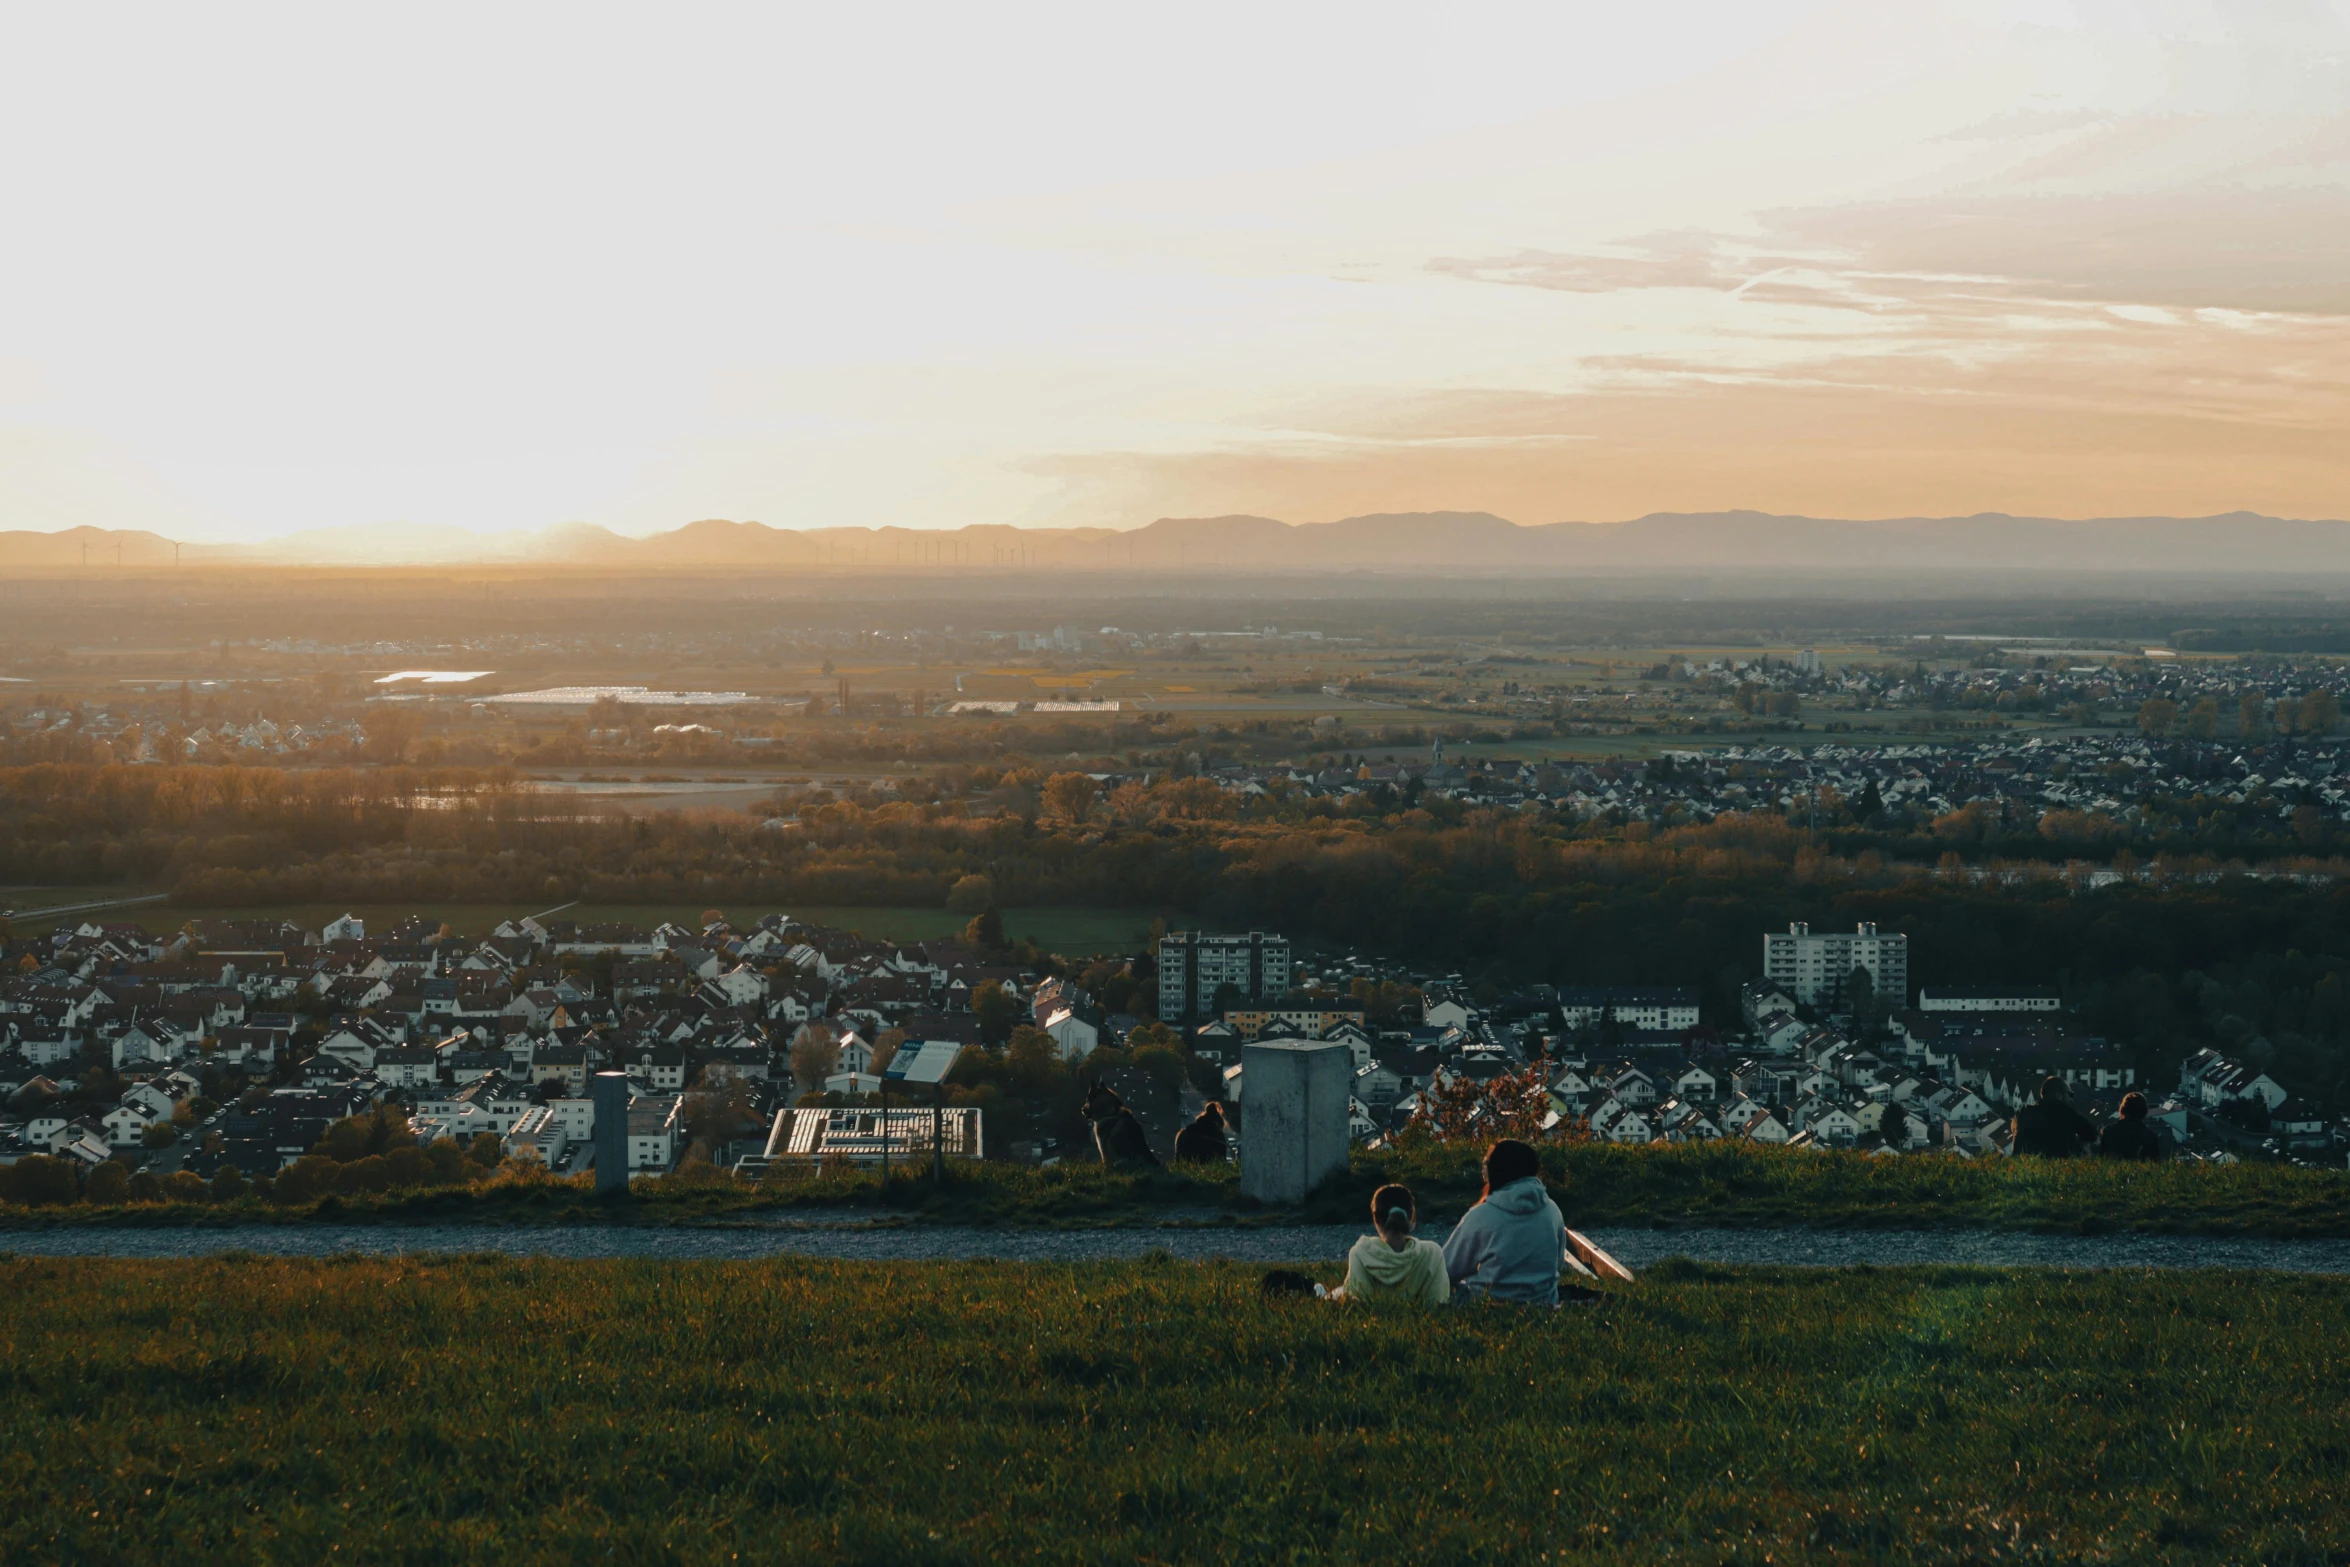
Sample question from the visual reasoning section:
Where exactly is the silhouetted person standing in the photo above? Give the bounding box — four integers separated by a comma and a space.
2011, 1075, 2098, 1158
2097, 1090, 2167, 1161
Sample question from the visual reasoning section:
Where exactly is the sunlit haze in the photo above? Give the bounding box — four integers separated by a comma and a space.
3, 0, 2347, 545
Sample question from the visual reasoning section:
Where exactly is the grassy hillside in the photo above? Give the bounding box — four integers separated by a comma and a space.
0, 1255, 2343, 1563
10, 1143, 2350, 1238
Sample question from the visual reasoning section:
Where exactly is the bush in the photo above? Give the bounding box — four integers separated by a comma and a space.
127, 1171, 163, 1203
6, 1155, 82, 1207
335, 1156, 393, 1195
270, 1155, 336, 1206
163, 1171, 209, 1202
83, 1161, 131, 1205
210, 1163, 247, 1201
384, 1146, 431, 1188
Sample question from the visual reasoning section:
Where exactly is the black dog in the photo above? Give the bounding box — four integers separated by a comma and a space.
1259, 1269, 1319, 1300
1172, 1100, 1229, 1164
1082, 1079, 1162, 1168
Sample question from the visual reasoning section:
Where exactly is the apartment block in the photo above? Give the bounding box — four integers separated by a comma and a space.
1762, 922, 1908, 1009
1157, 931, 1291, 1024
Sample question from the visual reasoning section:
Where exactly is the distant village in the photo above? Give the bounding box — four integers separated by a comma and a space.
0, 896, 2333, 1186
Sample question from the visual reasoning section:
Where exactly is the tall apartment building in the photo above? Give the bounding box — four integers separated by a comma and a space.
1762, 922, 1908, 1009
1157, 931, 1291, 1024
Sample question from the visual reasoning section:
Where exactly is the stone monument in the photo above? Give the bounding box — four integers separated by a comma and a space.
591, 1071, 632, 1195
1237, 1039, 1350, 1205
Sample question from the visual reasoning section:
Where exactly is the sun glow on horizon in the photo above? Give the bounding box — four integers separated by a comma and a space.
3, 1, 2348, 546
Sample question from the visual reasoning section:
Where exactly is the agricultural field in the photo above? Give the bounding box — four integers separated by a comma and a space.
0, 1254, 2343, 1563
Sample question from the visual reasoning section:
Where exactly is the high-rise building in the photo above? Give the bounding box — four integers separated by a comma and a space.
1157, 931, 1291, 1023
1762, 921, 1908, 1008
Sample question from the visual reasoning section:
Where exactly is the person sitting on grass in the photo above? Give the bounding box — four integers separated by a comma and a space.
1332, 1184, 1449, 1306
2097, 1090, 2167, 1161
1440, 1139, 1566, 1307
2010, 1075, 2099, 1158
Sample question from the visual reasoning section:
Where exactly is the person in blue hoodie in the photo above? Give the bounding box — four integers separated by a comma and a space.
1440, 1139, 1566, 1306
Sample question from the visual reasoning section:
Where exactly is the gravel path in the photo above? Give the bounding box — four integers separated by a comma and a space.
5, 1224, 2350, 1272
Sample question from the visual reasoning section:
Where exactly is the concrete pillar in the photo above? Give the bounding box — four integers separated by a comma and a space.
1238, 1040, 1350, 1205
591, 1072, 631, 1195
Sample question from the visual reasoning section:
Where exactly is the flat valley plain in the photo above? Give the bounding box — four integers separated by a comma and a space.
2, 1253, 2344, 1565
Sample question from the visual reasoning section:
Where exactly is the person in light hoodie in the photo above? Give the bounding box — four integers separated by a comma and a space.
1333, 1183, 1449, 1306
1440, 1139, 1566, 1306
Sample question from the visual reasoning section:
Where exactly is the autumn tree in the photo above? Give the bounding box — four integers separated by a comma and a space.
1401, 1059, 1581, 1148
964, 905, 1006, 953
789, 1022, 840, 1097
972, 980, 1018, 1045
946, 874, 994, 915
1042, 772, 1099, 825
2300, 690, 2341, 735
684, 1074, 760, 1154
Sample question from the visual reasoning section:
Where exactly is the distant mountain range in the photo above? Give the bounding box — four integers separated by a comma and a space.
7, 510, 2350, 574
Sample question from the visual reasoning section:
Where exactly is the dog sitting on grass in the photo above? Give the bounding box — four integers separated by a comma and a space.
1081, 1079, 1161, 1168
1172, 1101, 1229, 1164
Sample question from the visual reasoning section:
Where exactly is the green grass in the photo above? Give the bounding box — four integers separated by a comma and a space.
12, 1143, 2350, 1238
2, 896, 1164, 953
1, 1255, 2345, 1563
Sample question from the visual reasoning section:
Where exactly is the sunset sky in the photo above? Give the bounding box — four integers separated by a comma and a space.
2, 1, 2346, 544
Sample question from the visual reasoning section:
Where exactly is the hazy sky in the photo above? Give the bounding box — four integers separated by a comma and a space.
3, 0, 2347, 542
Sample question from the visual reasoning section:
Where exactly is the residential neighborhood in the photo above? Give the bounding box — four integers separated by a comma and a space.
2, 899, 2333, 1188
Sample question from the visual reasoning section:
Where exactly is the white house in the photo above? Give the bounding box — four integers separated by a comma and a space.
1655, 1098, 1721, 1141
101, 1100, 163, 1146
122, 1081, 178, 1120
1422, 999, 1474, 1031
109, 1023, 178, 1068
1808, 1104, 1863, 1147
1602, 1107, 1653, 1144
316, 1019, 397, 1071
823, 1070, 884, 1096
1323, 1022, 1376, 1070
1717, 1095, 1767, 1133
711, 966, 768, 1007
626, 1093, 685, 1170
371, 1045, 441, 1090
1042, 1006, 1100, 1062
833, 1029, 875, 1077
